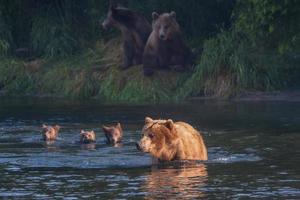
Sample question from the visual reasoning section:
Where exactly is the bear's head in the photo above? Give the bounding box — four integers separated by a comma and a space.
80, 130, 96, 144
152, 11, 180, 41
102, 0, 135, 30
136, 117, 179, 161
42, 124, 60, 141
102, 123, 123, 144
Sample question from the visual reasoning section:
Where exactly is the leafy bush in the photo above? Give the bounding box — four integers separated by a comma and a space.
234, 0, 300, 54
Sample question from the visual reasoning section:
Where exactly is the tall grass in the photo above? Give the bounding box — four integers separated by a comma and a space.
99, 65, 186, 103
31, 16, 78, 58
0, 59, 36, 94
0, 31, 296, 102
178, 30, 282, 99
0, 11, 12, 56
40, 67, 101, 99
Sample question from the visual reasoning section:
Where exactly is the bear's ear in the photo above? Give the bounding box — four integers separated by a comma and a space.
116, 123, 122, 131
165, 119, 174, 130
102, 126, 111, 133
80, 130, 85, 134
54, 125, 60, 131
170, 11, 176, 19
145, 117, 153, 124
152, 12, 159, 20
42, 124, 47, 129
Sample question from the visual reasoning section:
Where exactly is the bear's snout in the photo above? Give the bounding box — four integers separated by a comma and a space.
159, 34, 166, 40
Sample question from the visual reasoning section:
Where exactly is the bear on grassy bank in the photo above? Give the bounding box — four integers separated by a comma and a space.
136, 117, 208, 161
143, 11, 193, 76
102, 0, 152, 70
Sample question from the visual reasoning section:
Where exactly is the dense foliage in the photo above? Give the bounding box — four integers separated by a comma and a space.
0, 0, 236, 57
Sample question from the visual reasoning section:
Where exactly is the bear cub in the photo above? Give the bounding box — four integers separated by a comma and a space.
103, 123, 123, 145
80, 130, 96, 144
143, 11, 193, 76
42, 124, 60, 141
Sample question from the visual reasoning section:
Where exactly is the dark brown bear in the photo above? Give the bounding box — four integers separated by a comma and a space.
102, 0, 152, 70
143, 11, 192, 76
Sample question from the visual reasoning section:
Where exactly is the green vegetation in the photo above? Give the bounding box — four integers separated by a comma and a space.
0, 0, 299, 103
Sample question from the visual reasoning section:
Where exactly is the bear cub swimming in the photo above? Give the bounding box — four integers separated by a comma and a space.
42, 124, 60, 141
103, 123, 123, 145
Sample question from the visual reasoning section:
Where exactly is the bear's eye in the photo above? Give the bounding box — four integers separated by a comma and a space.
148, 133, 154, 139
164, 25, 169, 29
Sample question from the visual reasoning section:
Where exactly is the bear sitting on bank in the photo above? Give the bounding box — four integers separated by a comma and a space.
143, 11, 193, 76
102, 0, 152, 70
136, 117, 208, 161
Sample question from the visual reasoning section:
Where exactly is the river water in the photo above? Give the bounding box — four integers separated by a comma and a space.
0, 98, 299, 199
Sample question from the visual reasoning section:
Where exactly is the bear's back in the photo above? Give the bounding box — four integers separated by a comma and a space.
174, 121, 208, 160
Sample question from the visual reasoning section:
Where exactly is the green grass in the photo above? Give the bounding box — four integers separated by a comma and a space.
0, 33, 297, 103
178, 30, 284, 99
0, 39, 189, 102
0, 59, 36, 94
99, 65, 188, 103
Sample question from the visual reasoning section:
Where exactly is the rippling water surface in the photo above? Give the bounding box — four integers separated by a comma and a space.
0, 98, 299, 199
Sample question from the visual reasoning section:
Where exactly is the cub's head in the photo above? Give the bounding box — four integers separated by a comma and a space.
102, 123, 123, 144
136, 117, 178, 159
42, 124, 60, 141
80, 130, 96, 144
102, 0, 134, 30
152, 11, 180, 41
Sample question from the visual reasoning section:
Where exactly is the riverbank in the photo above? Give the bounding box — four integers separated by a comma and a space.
0, 34, 299, 104
235, 90, 300, 102
188, 90, 300, 102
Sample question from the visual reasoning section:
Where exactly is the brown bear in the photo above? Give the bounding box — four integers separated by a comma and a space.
143, 11, 193, 76
42, 124, 60, 141
102, 123, 123, 145
80, 130, 96, 144
136, 117, 208, 161
102, 0, 152, 70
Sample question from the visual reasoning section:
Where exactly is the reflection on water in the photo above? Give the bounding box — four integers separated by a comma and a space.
80, 143, 96, 150
144, 164, 208, 199
0, 98, 299, 199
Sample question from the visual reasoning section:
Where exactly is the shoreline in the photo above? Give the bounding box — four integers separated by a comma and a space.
189, 90, 300, 102
1, 90, 300, 103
